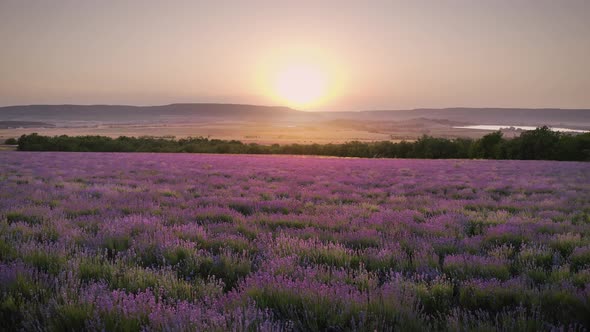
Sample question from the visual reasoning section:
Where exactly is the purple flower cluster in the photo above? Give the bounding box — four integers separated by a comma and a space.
0, 152, 589, 330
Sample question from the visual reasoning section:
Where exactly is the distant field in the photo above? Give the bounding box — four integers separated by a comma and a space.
2, 104, 589, 144
1, 153, 589, 330
0, 119, 527, 145
0, 121, 393, 144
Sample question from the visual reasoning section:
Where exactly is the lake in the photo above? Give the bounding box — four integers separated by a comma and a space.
453, 125, 588, 133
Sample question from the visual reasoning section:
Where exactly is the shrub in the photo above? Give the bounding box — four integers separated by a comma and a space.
101, 310, 147, 332
538, 288, 590, 325
50, 304, 93, 331
65, 208, 100, 219
569, 245, 590, 271
195, 211, 235, 224
572, 269, 590, 287
228, 203, 255, 216
78, 258, 114, 283
5, 212, 43, 226
515, 244, 554, 271
483, 224, 527, 249
162, 246, 191, 266
255, 218, 308, 231
405, 277, 454, 315
458, 279, 530, 312
444, 254, 510, 280
23, 251, 64, 275
102, 236, 131, 258
550, 233, 584, 257
201, 252, 252, 290
4, 138, 17, 145
0, 238, 15, 260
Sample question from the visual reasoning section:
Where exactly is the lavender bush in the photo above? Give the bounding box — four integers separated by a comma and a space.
1, 152, 589, 331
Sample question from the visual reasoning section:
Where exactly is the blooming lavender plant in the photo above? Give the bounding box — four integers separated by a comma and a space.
0, 152, 589, 331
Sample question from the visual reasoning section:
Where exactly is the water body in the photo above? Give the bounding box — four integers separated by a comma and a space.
453, 125, 588, 133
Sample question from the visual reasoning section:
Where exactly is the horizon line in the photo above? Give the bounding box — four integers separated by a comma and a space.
2, 103, 590, 112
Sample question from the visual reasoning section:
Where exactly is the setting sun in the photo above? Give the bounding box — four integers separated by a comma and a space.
273, 63, 328, 108
254, 46, 346, 110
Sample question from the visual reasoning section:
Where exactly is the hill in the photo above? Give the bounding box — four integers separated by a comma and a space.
328, 108, 590, 128
1, 104, 589, 143
1, 104, 589, 127
0, 103, 300, 123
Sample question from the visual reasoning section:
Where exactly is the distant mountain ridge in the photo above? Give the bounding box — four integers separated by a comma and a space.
1, 103, 589, 127
344, 108, 590, 127
0, 104, 298, 122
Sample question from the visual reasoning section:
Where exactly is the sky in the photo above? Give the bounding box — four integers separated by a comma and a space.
1, 0, 589, 111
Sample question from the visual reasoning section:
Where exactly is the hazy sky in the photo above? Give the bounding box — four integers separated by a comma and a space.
1, 0, 589, 110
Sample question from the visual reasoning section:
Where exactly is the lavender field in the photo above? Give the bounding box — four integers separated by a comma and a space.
1, 152, 589, 331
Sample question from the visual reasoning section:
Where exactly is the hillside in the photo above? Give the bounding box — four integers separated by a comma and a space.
331, 108, 590, 128
1, 104, 589, 128
1, 104, 589, 143
0, 104, 300, 123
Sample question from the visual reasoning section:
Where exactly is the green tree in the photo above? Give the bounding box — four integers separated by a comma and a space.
472, 131, 503, 159
516, 126, 561, 160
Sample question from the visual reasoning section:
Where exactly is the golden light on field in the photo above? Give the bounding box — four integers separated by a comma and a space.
254, 46, 346, 110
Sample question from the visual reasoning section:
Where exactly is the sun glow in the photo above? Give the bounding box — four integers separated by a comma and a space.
255, 47, 346, 110
273, 63, 328, 109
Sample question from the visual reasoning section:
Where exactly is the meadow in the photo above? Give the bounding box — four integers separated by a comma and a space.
1, 152, 589, 331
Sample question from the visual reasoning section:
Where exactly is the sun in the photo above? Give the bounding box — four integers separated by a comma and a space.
273, 63, 328, 109
253, 46, 347, 110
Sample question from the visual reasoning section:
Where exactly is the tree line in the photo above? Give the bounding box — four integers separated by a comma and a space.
12, 126, 590, 161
